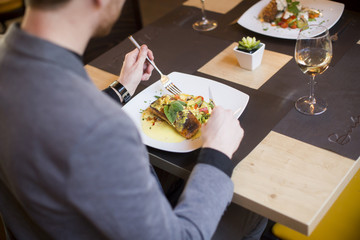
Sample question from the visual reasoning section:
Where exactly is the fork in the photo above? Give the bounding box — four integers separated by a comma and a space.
330, 19, 351, 42
128, 35, 182, 95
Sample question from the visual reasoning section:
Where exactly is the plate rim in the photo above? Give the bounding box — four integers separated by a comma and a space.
237, 0, 345, 40
122, 72, 250, 153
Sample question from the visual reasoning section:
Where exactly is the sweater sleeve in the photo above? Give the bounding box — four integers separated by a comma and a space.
197, 148, 235, 177
67, 112, 234, 240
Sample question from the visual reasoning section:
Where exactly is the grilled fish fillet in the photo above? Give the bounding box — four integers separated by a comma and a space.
148, 96, 201, 139
259, 0, 278, 22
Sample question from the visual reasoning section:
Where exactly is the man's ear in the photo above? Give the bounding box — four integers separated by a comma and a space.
93, 0, 110, 8
93, 0, 101, 7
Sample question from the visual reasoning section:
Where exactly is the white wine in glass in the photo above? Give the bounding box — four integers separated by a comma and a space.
192, 0, 217, 31
294, 25, 332, 115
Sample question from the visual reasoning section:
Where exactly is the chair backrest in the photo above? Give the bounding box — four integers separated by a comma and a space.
0, 0, 24, 16
0, 0, 25, 33
0, 212, 12, 240
0, 0, 23, 13
0, 174, 51, 240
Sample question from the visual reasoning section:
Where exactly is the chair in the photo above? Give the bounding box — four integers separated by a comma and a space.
0, 0, 25, 33
272, 168, 360, 240
0, 212, 13, 240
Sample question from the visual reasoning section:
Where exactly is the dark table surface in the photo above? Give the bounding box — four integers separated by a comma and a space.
90, 1, 360, 169
88, 0, 360, 235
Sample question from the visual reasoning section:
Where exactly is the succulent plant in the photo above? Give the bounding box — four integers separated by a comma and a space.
237, 36, 261, 53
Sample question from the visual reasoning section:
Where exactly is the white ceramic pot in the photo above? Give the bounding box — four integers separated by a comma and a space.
233, 43, 265, 71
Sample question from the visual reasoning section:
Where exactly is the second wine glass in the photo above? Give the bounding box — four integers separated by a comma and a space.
193, 0, 217, 31
294, 25, 333, 115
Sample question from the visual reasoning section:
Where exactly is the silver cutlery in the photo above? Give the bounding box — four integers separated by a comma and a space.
208, 86, 216, 107
330, 19, 351, 42
128, 35, 182, 95
208, 86, 242, 117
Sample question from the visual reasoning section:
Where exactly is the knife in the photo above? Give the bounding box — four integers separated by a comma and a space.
208, 86, 216, 107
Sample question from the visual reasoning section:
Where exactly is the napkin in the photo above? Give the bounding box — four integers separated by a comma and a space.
198, 42, 292, 90
183, 0, 243, 14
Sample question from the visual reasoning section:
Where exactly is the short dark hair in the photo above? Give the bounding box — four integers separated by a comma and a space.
25, 0, 71, 9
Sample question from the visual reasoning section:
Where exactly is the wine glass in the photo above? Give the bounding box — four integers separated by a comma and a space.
294, 25, 333, 115
192, 0, 217, 31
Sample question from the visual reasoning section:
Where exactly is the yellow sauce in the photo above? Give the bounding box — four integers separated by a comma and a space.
141, 108, 201, 143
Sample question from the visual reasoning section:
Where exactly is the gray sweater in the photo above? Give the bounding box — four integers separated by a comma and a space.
0, 24, 234, 240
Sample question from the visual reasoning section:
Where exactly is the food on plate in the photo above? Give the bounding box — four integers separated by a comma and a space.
259, 0, 321, 29
259, 0, 278, 22
144, 94, 214, 139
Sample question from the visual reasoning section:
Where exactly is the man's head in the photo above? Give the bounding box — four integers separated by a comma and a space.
21, 0, 126, 54
24, 0, 125, 37
94, 0, 125, 37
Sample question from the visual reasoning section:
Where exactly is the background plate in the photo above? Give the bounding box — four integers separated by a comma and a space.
122, 72, 249, 153
237, 0, 344, 40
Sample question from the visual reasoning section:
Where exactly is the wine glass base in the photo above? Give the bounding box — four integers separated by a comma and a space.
192, 19, 217, 31
295, 96, 327, 115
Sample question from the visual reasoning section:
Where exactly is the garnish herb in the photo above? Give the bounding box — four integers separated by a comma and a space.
164, 101, 184, 124
286, 0, 300, 16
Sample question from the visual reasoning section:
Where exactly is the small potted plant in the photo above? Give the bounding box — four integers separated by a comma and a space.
233, 36, 265, 71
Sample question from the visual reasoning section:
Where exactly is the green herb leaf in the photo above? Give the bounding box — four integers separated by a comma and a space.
170, 101, 184, 111
287, 0, 300, 16
164, 105, 175, 124
176, 100, 187, 106
164, 101, 184, 124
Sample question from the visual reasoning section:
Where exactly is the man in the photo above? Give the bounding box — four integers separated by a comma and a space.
0, 0, 266, 239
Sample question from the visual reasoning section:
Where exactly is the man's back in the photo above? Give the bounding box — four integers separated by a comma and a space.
0, 0, 258, 239
0, 24, 152, 239
0, 23, 238, 240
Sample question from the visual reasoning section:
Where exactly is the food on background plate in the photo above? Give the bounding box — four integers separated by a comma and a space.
259, 0, 321, 29
144, 94, 214, 139
259, 0, 278, 22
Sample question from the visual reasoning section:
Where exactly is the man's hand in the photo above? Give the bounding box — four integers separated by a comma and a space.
118, 45, 154, 95
201, 107, 244, 159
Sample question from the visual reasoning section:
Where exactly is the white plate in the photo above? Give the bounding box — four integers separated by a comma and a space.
122, 72, 249, 153
237, 0, 344, 40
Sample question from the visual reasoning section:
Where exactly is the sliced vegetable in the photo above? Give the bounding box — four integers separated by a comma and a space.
195, 98, 203, 108
199, 107, 209, 114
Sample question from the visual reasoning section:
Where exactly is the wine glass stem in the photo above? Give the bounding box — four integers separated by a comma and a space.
309, 75, 316, 104
201, 0, 207, 21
